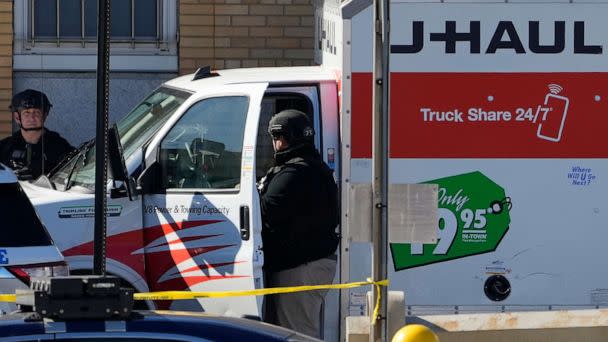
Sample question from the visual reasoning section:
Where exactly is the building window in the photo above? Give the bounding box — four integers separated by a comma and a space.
14, 0, 177, 71
31, 0, 161, 46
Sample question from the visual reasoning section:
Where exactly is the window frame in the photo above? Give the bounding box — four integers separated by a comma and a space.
13, 0, 178, 72
255, 91, 317, 182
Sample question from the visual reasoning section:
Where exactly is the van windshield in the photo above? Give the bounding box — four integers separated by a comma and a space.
50, 87, 191, 190
0, 183, 53, 247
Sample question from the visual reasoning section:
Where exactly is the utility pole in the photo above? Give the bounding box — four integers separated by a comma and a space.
370, 0, 390, 339
93, 0, 111, 275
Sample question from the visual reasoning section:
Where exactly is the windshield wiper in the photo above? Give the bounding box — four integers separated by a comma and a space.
47, 139, 92, 178
65, 140, 95, 190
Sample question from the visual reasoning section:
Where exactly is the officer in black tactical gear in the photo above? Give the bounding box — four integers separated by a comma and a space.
0, 89, 74, 180
260, 109, 339, 338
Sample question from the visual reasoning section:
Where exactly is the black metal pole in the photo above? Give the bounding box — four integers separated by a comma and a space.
370, 0, 390, 339
93, 0, 111, 275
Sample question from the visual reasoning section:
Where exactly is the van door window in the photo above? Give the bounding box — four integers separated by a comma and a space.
159, 96, 249, 190
255, 93, 313, 181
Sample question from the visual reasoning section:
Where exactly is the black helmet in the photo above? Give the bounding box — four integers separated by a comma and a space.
268, 109, 314, 144
10, 89, 52, 114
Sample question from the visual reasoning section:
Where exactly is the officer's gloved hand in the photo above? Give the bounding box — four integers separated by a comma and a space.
257, 175, 268, 192
257, 166, 280, 193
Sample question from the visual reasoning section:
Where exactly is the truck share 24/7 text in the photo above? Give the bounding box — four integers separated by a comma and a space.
420, 106, 551, 123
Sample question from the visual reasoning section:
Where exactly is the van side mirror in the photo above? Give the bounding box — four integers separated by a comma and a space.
108, 124, 137, 201
109, 178, 138, 199
137, 161, 163, 194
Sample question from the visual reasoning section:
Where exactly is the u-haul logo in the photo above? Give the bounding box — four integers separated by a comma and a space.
391, 21, 603, 55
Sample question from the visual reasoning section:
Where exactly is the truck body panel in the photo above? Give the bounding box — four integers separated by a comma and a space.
340, 0, 608, 317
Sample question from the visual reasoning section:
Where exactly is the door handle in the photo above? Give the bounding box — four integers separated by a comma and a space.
240, 205, 250, 240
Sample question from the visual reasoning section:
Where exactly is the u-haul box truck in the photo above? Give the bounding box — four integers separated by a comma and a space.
17, 0, 608, 340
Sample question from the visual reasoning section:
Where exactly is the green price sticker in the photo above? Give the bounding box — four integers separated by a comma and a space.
391, 171, 511, 271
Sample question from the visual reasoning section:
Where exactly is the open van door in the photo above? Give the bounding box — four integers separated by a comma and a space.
139, 83, 268, 317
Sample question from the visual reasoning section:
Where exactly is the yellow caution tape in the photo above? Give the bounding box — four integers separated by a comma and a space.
0, 279, 389, 324
0, 294, 15, 303
371, 278, 383, 326
134, 278, 389, 324
134, 279, 388, 300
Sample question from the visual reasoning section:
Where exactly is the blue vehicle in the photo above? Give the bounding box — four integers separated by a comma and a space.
0, 310, 319, 341
0, 276, 320, 342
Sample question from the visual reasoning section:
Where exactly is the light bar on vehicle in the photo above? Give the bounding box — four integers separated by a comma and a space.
16, 275, 134, 320
7, 261, 69, 286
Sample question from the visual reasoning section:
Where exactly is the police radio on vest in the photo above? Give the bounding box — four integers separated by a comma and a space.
391, 21, 603, 54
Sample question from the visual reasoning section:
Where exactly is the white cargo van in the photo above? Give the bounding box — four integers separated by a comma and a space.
20, 68, 340, 320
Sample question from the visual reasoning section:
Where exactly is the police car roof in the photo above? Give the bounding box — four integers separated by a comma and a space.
0, 164, 18, 184
165, 66, 337, 92
0, 310, 320, 341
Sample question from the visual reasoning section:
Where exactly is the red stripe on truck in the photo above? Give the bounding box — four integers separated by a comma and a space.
351, 73, 374, 158
63, 219, 249, 308
351, 72, 608, 158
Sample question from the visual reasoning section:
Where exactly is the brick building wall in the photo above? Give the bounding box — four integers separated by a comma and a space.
0, 0, 11, 138
179, 0, 315, 75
